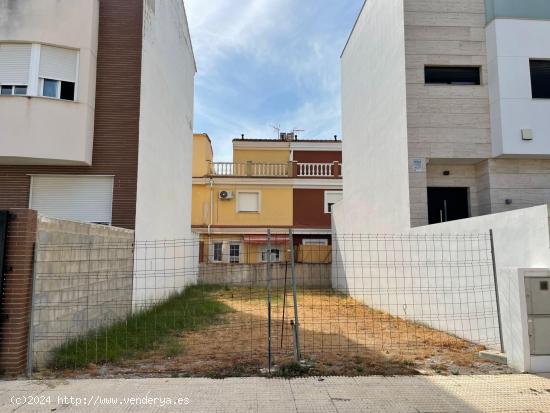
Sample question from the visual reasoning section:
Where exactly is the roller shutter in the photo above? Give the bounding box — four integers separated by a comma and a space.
0, 43, 32, 85
30, 176, 114, 224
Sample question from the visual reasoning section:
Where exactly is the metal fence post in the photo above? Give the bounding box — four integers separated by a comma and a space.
267, 229, 272, 372
26, 241, 38, 378
489, 229, 505, 353
289, 229, 301, 362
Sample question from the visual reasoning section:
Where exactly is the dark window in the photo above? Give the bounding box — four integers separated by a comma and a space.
14, 86, 27, 95
327, 203, 335, 213
60, 81, 75, 101
425, 66, 481, 85
262, 248, 280, 262
530, 60, 550, 99
229, 244, 240, 263
43, 79, 58, 98
1, 85, 12, 95
427, 187, 470, 225
213, 243, 223, 262
541, 281, 549, 291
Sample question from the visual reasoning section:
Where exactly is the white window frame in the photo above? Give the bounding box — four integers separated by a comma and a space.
302, 239, 329, 246
236, 190, 261, 213
261, 247, 281, 263
229, 244, 241, 264
0, 84, 28, 96
324, 191, 343, 214
0, 42, 79, 101
212, 242, 223, 263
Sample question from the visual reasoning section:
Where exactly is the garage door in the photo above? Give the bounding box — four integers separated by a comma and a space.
30, 175, 114, 224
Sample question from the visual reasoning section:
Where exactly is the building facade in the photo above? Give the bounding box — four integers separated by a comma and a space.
339, 0, 550, 233
0, 0, 196, 241
192, 133, 342, 264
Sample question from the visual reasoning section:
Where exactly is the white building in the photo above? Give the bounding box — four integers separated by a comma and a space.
339, 0, 550, 233
335, 0, 550, 373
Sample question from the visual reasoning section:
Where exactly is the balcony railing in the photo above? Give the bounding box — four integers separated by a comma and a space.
208, 161, 342, 178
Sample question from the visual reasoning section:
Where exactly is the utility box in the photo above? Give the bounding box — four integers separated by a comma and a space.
526, 276, 550, 355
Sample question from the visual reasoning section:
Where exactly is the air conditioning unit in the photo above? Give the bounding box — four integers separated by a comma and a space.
219, 190, 234, 200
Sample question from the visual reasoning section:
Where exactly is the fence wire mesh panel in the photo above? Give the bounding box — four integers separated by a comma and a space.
29, 231, 504, 378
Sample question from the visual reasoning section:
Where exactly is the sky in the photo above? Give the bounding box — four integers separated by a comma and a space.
184, 0, 365, 161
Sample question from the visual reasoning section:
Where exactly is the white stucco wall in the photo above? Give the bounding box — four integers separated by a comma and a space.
133, 0, 197, 306
339, 0, 410, 234
135, 0, 196, 242
0, 0, 99, 165
333, 205, 550, 371
486, 19, 550, 157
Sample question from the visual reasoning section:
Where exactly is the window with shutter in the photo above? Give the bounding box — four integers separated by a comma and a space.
29, 176, 114, 225
0, 43, 32, 93
237, 192, 260, 212
39, 45, 78, 101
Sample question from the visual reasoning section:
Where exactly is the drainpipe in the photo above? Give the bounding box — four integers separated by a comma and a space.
208, 178, 214, 235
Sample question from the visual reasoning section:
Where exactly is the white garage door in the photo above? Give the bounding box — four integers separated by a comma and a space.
30, 175, 114, 224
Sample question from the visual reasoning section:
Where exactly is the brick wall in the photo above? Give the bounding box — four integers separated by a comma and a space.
0, 209, 37, 376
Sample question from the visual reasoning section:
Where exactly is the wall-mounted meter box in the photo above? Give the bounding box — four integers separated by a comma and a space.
526, 274, 550, 356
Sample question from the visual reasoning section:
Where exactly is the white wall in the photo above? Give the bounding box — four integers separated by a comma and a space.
487, 19, 550, 156
339, 0, 410, 234
333, 205, 550, 364
135, 0, 196, 241
133, 0, 197, 306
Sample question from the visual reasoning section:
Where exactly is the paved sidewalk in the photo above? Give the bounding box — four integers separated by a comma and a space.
1, 375, 549, 412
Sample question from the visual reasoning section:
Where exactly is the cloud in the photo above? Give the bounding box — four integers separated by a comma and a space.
185, 0, 363, 161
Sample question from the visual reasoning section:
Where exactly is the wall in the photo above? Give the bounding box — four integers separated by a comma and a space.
198, 263, 331, 289
340, 0, 410, 234
233, 149, 290, 164
293, 151, 342, 163
333, 205, 550, 355
30, 216, 135, 368
486, 159, 550, 213
293, 189, 336, 229
135, 0, 195, 242
404, 0, 491, 227
486, 18, 550, 157
0, 0, 144, 231
0, 209, 36, 376
192, 134, 213, 177
192, 184, 293, 228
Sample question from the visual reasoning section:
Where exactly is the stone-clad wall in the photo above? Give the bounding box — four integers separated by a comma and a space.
30, 216, 134, 368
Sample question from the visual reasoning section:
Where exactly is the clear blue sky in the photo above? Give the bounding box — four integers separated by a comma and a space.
185, 0, 365, 161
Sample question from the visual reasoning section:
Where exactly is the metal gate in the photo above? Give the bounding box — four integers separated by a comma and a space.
0, 211, 8, 324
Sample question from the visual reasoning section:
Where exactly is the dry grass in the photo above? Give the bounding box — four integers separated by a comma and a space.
48, 288, 511, 379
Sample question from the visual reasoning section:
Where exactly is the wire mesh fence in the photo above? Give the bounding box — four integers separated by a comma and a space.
29, 230, 503, 377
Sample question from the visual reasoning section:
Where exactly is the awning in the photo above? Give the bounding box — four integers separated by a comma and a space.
243, 235, 289, 245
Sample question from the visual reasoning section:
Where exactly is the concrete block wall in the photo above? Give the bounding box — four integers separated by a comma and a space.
198, 263, 332, 289
30, 216, 135, 368
0, 209, 37, 376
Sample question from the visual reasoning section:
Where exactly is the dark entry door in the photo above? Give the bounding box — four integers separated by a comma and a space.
427, 188, 470, 224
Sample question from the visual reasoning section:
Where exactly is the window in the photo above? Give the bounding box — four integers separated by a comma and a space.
237, 191, 260, 212
0, 85, 27, 95
261, 248, 280, 262
303, 239, 328, 246
213, 242, 223, 262
425, 66, 481, 85
0, 43, 77, 100
41, 78, 75, 101
229, 244, 240, 263
324, 191, 343, 213
29, 175, 114, 225
530, 60, 550, 99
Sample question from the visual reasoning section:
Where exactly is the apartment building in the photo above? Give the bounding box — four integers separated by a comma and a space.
0, 0, 196, 241
339, 0, 550, 233
192, 133, 342, 264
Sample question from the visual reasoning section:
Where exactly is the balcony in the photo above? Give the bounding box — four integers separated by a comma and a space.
0, 96, 95, 165
208, 161, 342, 178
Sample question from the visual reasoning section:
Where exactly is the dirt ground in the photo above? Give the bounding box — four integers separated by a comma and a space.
44, 288, 513, 379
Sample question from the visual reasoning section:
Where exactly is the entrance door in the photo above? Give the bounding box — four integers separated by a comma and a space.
427, 187, 470, 224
